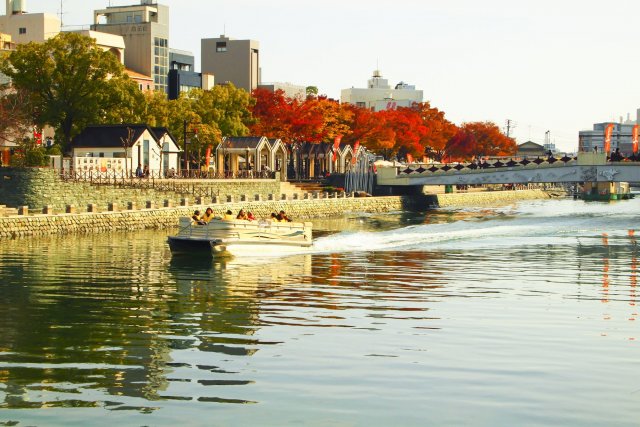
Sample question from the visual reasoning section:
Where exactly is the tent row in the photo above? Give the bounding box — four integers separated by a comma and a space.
70, 124, 365, 179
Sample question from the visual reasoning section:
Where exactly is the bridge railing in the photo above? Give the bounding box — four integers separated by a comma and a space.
396, 156, 579, 176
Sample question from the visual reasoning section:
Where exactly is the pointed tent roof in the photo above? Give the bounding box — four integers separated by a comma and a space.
268, 138, 286, 153
219, 136, 270, 151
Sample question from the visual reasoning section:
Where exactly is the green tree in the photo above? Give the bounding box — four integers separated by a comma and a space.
190, 85, 255, 138
0, 32, 140, 150
306, 86, 319, 98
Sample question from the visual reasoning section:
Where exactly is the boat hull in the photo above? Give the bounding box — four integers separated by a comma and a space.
168, 218, 312, 258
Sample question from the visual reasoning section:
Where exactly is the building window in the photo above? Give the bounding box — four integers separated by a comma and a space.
139, 83, 143, 90
18, 28, 26, 34
356, 102, 366, 108
216, 42, 227, 52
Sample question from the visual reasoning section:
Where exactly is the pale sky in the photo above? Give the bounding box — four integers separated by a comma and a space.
23, 0, 640, 151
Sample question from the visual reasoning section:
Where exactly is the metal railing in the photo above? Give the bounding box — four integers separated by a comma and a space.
57, 169, 278, 198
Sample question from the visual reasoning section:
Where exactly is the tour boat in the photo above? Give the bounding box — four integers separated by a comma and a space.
581, 182, 635, 201
168, 218, 313, 257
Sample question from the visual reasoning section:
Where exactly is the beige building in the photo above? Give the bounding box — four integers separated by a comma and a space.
126, 68, 153, 92
0, 32, 13, 85
341, 70, 423, 111
69, 30, 125, 65
258, 82, 306, 99
0, 0, 61, 44
201, 35, 259, 93
91, 1, 169, 92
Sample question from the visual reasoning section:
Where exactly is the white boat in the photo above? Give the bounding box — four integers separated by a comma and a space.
168, 218, 313, 257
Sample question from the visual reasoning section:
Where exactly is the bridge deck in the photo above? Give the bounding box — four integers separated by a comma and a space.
377, 154, 640, 186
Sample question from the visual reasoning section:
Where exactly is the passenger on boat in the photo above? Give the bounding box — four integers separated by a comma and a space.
191, 210, 206, 225
237, 209, 248, 220
223, 210, 235, 220
201, 207, 215, 223
247, 211, 256, 221
278, 210, 292, 222
269, 212, 278, 222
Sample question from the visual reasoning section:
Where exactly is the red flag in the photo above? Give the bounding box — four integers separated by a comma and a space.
332, 135, 342, 162
633, 125, 639, 154
604, 123, 614, 153
33, 127, 42, 145
352, 141, 360, 164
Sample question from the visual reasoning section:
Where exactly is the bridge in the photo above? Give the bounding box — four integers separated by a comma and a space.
376, 153, 640, 187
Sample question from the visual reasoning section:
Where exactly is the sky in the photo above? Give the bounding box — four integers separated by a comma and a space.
21, 0, 640, 151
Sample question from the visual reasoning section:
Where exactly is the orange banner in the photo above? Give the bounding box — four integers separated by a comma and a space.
332, 135, 342, 162
205, 145, 212, 169
604, 123, 614, 153
633, 125, 639, 154
352, 141, 360, 165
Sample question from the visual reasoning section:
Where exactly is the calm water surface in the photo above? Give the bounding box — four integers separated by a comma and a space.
0, 198, 639, 426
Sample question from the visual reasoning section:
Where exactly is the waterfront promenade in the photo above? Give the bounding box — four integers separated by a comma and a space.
0, 189, 555, 239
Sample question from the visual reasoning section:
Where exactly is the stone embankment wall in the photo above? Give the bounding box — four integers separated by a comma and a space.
0, 168, 281, 212
0, 196, 429, 239
434, 189, 554, 207
0, 189, 556, 240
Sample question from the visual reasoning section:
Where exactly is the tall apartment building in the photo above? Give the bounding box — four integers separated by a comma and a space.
341, 70, 423, 111
201, 35, 259, 93
0, 0, 61, 44
91, 0, 169, 92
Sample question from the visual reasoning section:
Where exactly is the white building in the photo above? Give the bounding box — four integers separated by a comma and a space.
71, 124, 181, 177
341, 70, 423, 111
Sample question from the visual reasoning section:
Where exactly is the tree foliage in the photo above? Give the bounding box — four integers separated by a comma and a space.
446, 121, 516, 160
0, 32, 140, 150
0, 86, 33, 145
1, 33, 516, 166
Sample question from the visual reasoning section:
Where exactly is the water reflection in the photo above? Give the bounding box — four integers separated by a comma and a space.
1, 201, 640, 425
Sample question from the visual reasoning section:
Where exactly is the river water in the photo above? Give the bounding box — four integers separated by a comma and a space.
0, 198, 639, 426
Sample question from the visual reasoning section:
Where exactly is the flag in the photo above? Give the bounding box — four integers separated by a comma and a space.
332, 135, 342, 162
205, 145, 212, 169
633, 125, 639, 154
33, 127, 42, 145
352, 141, 360, 164
604, 123, 614, 153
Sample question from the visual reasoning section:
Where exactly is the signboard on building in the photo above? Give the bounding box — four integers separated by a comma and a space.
74, 157, 127, 176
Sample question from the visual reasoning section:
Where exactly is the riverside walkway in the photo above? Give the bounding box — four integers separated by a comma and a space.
376, 153, 640, 187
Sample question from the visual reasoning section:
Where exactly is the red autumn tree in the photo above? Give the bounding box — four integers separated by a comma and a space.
250, 88, 293, 142
445, 129, 476, 161
446, 121, 516, 161
251, 90, 352, 145
412, 102, 458, 162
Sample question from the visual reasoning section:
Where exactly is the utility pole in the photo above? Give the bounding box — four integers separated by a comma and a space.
505, 119, 516, 138
58, 0, 64, 27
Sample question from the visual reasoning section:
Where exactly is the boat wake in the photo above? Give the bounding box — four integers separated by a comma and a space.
229, 199, 640, 259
